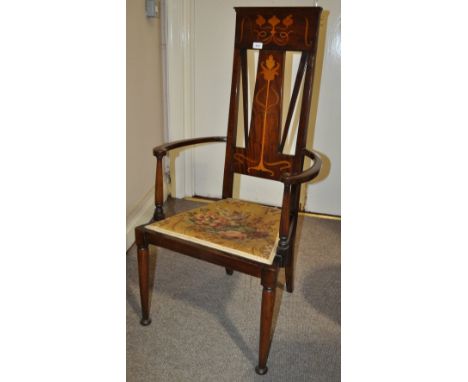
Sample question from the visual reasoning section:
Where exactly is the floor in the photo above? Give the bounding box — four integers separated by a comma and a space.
127, 198, 340, 381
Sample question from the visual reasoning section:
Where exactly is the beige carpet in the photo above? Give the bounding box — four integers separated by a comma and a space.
127, 199, 340, 381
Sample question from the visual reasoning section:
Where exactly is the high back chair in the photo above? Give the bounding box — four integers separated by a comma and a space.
135, 6, 323, 375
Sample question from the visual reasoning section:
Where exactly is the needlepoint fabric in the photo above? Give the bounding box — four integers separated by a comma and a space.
146, 199, 281, 264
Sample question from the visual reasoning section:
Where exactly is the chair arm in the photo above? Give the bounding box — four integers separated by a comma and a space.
151, 136, 226, 221
276, 149, 321, 264
153, 136, 227, 157
280, 149, 322, 185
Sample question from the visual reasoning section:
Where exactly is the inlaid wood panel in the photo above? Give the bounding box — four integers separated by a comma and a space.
223, 6, 322, 194
233, 50, 294, 179
234, 7, 322, 52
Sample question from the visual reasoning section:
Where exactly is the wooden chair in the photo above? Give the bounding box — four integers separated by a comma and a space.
135, 6, 323, 375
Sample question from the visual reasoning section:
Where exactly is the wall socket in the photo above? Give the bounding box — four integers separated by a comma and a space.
145, 0, 159, 18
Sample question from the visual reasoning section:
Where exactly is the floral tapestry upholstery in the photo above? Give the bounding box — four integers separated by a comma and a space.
146, 198, 281, 265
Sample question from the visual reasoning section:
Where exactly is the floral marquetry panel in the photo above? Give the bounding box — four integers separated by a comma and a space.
146, 199, 281, 264
234, 7, 322, 52
233, 51, 294, 180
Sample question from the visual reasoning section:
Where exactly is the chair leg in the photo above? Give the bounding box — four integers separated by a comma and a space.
285, 252, 294, 293
225, 267, 234, 275
285, 232, 297, 293
285, 265, 294, 293
255, 269, 278, 375
137, 246, 152, 326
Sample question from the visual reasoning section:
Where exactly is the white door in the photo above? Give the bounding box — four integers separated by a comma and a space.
168, 0, 340, 215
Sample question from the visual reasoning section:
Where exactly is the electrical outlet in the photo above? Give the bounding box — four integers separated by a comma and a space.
145, 0, 159, 18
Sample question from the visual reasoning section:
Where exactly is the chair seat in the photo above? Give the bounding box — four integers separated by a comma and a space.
146, 198, 281, 265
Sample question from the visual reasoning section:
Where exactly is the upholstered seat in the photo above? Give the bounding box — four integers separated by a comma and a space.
146, 199, 281, 265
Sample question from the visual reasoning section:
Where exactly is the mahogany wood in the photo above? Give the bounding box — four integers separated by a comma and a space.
240, 48, 249, 145
256, 267, 279, 375
280, 149, 322, 185
234, 7, 322, 52
134, 6, 324, 375
292, 53, 317, 175
232, 49, 293, 181
285, 212, 298, 293
153, 136, 227, 156
137, 246, 151, 326
153, 154, 165, 221
284, 249, 295, 293
140, 225, 269, 278
153, 136, 227, 221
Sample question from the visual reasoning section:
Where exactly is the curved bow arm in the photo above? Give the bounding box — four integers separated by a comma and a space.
153, 136, 227, 157
279, 149, 322, 185
152, 136, 227, 221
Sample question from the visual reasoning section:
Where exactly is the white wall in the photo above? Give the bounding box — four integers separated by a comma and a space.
126, 0, 165, 247
306, 1, 341, 215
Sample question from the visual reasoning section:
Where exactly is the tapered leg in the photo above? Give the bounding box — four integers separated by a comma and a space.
256, 269, 278, 375
137, 246, 152, 326
285, 243, 295, 293
225, 267, 234, 275
285, 223, 297, 293
285, 263, 294, 293
285, 186, 300, 293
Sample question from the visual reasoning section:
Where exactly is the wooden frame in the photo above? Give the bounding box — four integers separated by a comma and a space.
135, 6, 323, 375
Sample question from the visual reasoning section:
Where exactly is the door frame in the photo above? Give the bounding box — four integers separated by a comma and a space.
163, 0, 196, 198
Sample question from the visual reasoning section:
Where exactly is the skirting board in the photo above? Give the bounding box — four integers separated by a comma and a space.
126, 188, 154, 250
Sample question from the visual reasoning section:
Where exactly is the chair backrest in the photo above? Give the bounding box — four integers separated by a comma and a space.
222, 7, 322, 198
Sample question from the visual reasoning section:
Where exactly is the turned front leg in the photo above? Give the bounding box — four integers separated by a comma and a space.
137, 245, 152, 326
256, 268, 278, 375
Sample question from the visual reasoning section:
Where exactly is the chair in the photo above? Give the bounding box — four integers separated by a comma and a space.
135, 6, 323, 375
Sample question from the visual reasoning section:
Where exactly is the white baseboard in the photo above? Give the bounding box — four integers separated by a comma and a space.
126, 188, 155, 250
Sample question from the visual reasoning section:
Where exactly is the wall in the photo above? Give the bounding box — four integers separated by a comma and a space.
126, 0, 165, 247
